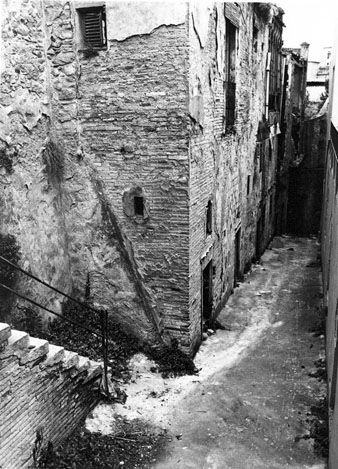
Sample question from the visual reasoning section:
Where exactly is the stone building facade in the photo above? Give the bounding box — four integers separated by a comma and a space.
0, 1, 285, 355
275, 43, 310, 235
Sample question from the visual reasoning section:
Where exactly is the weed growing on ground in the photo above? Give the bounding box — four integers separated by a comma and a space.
37, 418, 167, 469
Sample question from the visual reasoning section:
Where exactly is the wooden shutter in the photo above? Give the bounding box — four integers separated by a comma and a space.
84, 10, 103, 48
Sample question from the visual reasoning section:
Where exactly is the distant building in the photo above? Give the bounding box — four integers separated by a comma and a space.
306, 46, 331, 113
275, 43, 309, 234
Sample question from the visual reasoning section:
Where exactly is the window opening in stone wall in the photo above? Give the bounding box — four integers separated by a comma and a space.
134, 196, 144, 216
268, 26, 282, 111
247, 175, 251, 195
269, 194, 273, 219
234, 228, 241, 285
78, 6, 107, 49
259, 142, 264, 173
253, 26, 258, 53
206, 201, 212, 235
225, 19, 237, 128
202, 261, 213, 321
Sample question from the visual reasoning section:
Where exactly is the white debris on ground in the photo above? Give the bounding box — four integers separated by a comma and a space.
85, 248, 285, 435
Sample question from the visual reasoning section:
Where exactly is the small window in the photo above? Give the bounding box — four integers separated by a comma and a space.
206, 201, 212, 235
247, 175, 251, 195
268, 139, 272, 160
78, 6, 107, 49
269, 194, 273, 218
225, 19, 237, 128
253, 26, 258, 53
134, 196, 144, 216
259, 143, 264, 173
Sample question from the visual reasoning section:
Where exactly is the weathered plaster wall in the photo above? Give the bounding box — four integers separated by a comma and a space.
0, 0, 72, 319
107, 1, 186, 41
187, 3, 277, 351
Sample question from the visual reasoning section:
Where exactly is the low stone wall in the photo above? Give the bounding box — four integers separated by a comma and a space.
0, 323, 102, 468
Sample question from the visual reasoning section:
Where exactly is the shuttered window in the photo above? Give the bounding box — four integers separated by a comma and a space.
78, 7, 106, 49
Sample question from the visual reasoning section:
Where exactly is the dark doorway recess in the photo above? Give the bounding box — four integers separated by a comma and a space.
202, 261, 213, 321
287, 167, 324, 235
234, 228, 241, 285
256, 205, 265, 260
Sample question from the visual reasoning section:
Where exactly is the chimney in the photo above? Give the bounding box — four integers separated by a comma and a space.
300, 42, 310, 61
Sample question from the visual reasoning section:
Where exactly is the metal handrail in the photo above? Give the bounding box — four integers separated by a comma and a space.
0, 282, 102, 337
0, 255, 100, 317
0, 256, 110, 396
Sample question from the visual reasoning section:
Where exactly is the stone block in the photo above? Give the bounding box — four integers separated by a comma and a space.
0, 323, 11, 347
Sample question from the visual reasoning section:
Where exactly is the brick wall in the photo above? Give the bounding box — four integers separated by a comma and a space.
77, 8, 191, 349
187, 4, 278, 352
41, 1, 192, 349
0, 322, 102, 468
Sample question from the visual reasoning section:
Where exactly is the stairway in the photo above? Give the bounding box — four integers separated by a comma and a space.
0, 322, 103, 469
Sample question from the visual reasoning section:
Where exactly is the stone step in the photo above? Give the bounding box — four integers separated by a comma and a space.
0, 330, 30, 359
19, 337, 49, 366
41, 344, 65, 368
0, 323, 11, 349
83, 360, 103, 383
77, 356, 90, 373
0, 323, 103, 386
62, 350, 80, 370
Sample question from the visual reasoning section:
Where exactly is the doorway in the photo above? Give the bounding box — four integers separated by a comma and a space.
202, 261, 213, 321
234, 228, 241, 285
256, 216, 262, 259
256, 204, 266, 260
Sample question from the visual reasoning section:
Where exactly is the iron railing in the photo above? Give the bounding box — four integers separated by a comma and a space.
0, 255, 110, 396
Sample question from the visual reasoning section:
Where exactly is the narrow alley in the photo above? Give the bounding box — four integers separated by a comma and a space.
1, 2, 336, 467
155, 236, 326, 468
90, 236, 327, 469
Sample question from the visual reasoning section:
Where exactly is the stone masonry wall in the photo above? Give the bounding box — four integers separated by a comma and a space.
0, 322, 102, 468
0, 0, 72, 319
42, 0, 191, 349
187, 3, 276, 351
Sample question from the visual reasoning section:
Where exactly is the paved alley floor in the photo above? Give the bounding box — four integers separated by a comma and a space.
87, 236, 327, 469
